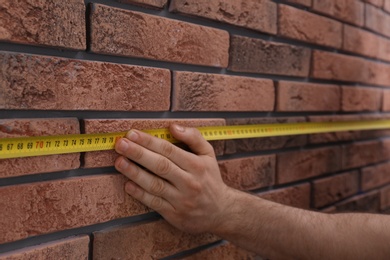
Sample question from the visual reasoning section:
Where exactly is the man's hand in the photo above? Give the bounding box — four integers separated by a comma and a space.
114, 124, 233, 233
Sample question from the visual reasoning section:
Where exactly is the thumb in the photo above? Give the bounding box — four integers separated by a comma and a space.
170, 124, 215, 157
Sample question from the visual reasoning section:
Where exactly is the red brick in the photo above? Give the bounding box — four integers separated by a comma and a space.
342, 141, 383, 169
311, 50, 390, 87
312, 0, 364, 26
343, 24, 390, 62
0, 118, 80, 178
361, 162, 390, 191
93, 220, 218, 259
229, 35, 311, 77
224, 117, 307, 154
172, 72, 274, 111
169, 0, 277, 34
313, 171, 359, 208
381, 185, 390, 210
277, 81, 340, 111
0, 0, 85, 50
284, 0, 311, 7
82, 119, 225, 168
0, 52, 170, 111
365, 4, 390, 37
382, 138, 390, 161
0, 236, 89, 260
258, 183, 311, 209
90, 4, 229, 67
278, 5, 342, 48
341, 86, 382, 112
363, 0, 384, 7
0, 174, 148, 244
277, 147, 342, 184
333, 191, 380, 213
183, 242, 257, 260
383, 90, 390, 111
118, 0, 167, 8
218, 155, 275, 190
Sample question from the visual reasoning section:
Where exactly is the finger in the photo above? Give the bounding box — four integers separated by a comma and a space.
124, 181, 173, 213
170, 124, 215, 157
115, 156, 179, 201
124, 129, 201, 171
115, 137, 190, 185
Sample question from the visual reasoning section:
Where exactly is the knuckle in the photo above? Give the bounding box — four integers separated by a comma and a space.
149, 177, 166, 196
132, 146, 144, 160
150, 196, 164, 210
160, 142, 174, 157
156, 157, 171, 175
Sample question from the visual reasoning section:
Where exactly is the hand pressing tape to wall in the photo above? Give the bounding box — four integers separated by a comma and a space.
1, 119, 390, 159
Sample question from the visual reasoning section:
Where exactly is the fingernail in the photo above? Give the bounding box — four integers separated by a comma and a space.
117, 139, 129, 152
127, 130, 138, 141
175, 125, 185, 132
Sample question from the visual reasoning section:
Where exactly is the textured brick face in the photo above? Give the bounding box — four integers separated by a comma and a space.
365, 4, 390, 38
313, 171, 359, 208
0, 118, 80, 178
170, 0, 277, 34
361, 162, 390, 191
383, 90, 390, 111
93, 220, 218, 259
277, 147, 342, 184
82, 119, 225, 168
381, 185, 390, 210
183, 242, 257, 260
0, 175, 149, 243
333, 191, 380, 213
341, 86, 382, 111
0, 52, 170, 111
277, 81, 340, 111
312, 0, 364, 26
278, 5, 342, 48
342, 141, 383, 169
229, 35, 311, 76
218, 155, 275, 190
0, 0, 86, 50
224, 117, 307, 154
90, 4, 229, 67
0, 236, 89, 260
119, 0, 167, 8
172, 72, 274, 111
259, 183, 311, 209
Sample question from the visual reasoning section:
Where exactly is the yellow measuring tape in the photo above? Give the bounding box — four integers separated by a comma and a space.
1, 119, 390, 159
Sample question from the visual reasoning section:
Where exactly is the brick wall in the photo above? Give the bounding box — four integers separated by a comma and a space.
1, 0, 390, 258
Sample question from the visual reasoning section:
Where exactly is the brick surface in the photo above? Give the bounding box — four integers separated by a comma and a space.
0, 0, 85, 50
383, 90, 390, 111
0, 236, 89, 260
278, 5, 342, 48
343, 24, 390, 62
82, 119, 225, 168
341, 86, 382, 112
284, 0, 311, 7
365, 4, 390, 37
381, 185, 390, 210
169, 0, 277, 34
277, 147, 342, 184
229, 35, 311, 77
342, 141, 383, 170
218, 155, 275, 191
93, 220, 218, 259
183, 242, 257, 260
172, 72, 274, 111
0, 52, 170, 111
311, 50, 390, 87
0, 174, 149, 244
312, 0, 364, 26
0, 118, 80, 178
259, 183, 311, 209
383, 138, 390, 161
118, 0, 167, 8
277, 81, 340, 111
361, 162, 390, 191
333, 191, 380, 213
90, 4, 229, 67
224, 117, 307, 154
313, 171, 359, 208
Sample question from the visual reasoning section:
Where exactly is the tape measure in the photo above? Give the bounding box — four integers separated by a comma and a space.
1, 119, 390, 159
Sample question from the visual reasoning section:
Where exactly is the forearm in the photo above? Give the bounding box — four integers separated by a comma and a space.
214, 189, 390, 259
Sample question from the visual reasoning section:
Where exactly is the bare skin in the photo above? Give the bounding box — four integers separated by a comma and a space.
114, 124, 390, 259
